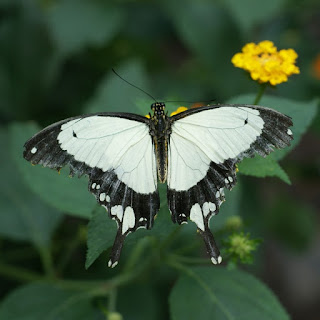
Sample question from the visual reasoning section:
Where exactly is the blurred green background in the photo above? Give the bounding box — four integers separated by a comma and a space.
0, 0, 319, 319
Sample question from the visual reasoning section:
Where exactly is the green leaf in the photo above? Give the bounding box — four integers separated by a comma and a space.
84, 59, 151, 115
169, 266, 289, 320
118, 284, 164, 320
238, 156, 291, 184
0, 128, 62, 247
0, 283, 103, 320
227, 94, 318, 160
222, 0, 286, 33
46, 0, 124, 56
85, 206, 117, 269
9, 122, 96, 218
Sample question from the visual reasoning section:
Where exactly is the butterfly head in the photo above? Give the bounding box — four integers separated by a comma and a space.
151, 102, 166, 116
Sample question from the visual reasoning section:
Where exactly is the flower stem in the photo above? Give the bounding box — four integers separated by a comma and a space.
253, 83, 267, 105
108, 288, 118, 314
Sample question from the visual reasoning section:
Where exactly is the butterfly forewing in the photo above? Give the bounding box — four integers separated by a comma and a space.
23, 113, 160, 267
167, 104, 293, 263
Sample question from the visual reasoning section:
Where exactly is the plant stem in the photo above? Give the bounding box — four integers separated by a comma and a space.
253, 83, 267, 105
169, 254, 211, 265
108, 288, 118, 314
56, 228, 85, 274
0, 261, 43, 282
38, 246, 56, 279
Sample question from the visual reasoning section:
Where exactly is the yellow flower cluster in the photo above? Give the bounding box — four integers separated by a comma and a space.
231, 40, 300, 86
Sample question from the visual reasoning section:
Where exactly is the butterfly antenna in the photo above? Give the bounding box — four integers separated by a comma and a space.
112, 68, 157, 102
164, 99, 216, 104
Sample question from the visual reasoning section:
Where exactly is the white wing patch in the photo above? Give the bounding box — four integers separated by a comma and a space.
57, 116, 157, 194
168, 107, 264, 191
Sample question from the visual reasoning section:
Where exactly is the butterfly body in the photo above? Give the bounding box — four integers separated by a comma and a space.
149, 102, 171, 183
23, 102, 293, 267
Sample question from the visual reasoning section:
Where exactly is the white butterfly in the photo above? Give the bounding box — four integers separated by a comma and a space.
23, 102, 293, 267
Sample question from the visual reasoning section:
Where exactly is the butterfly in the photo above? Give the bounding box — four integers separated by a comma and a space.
23, 102, 293, 268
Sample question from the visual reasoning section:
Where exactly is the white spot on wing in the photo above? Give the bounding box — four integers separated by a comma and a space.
111, 205, 123, 221
99, 193, 106, 201
217, 256, 222, 264
211, 257, 217, 265
216, 191, 220, 198
122, 206, 135, 234
190, 203, 204, 231
228, 176, 233, 182
209, 202, 216, 212
287, 129, 293, 135
31, 147, 37, 154
203, 202, 210, 217
106, 195, 110, 202
96, 184, 100, 190
91, 183, 96, 189
203, 202, 216, 218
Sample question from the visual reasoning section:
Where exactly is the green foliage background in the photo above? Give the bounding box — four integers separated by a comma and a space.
0, 0, 319, 319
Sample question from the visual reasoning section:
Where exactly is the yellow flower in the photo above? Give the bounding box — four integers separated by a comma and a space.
170, 106, 188, 116
231, 40, 300, 86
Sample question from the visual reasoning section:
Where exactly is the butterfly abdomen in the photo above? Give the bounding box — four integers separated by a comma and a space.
154, 136, 168, 183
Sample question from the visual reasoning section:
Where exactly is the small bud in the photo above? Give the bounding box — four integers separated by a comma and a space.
225, 232, 260, 264
108, 312, 123, 320
225, 215, 243, 231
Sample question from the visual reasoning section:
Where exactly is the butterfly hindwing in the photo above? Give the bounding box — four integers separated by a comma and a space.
167, 104, 293, 263
23, 113, 160, 267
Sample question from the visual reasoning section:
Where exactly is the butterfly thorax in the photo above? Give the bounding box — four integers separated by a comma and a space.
149, 102, 171, 183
